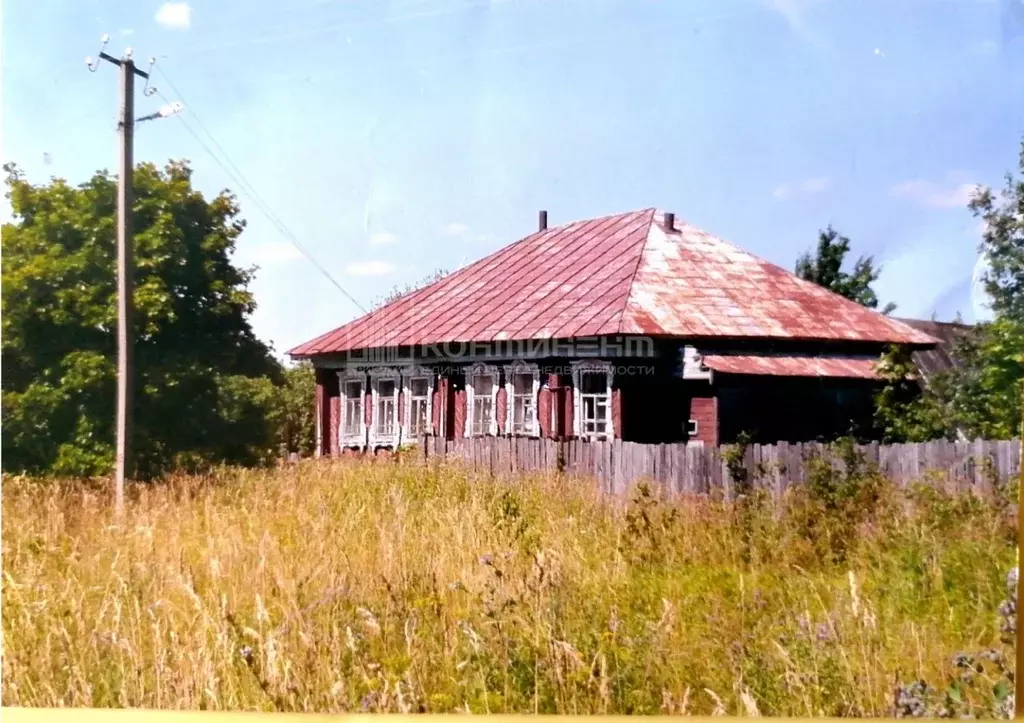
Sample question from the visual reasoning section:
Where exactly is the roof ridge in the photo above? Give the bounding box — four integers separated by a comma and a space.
538, 206, 657, 234
614, 208, 658, 334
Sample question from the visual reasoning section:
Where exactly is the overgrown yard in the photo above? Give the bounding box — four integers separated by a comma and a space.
1, 458, 1018, 716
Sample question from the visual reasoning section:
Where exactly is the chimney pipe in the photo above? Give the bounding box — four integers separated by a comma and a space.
539, 210, 548, 232
664, 212, 675, 231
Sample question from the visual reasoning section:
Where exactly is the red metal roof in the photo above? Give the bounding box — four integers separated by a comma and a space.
289, 209, 937, 357
701, 354, 881, 379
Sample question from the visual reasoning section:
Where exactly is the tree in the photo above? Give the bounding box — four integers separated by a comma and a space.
796, 225, 896, 313
873, 345, 953, 442
276, 361, 316, 458
969, 142, 1024, 322
874, 140, 1024, 442
942, 316, 1023, 440
1, 160, 284, 478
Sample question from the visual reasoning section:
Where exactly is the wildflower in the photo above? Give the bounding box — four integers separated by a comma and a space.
360, 691, 379, 712
952, 652, 973, 669
795, 613, 811, 635
995, 693, 1014, 720
239, 645, 254, 663
980, 648, 1004, 665
815, 622, 832, 642
895, 680, 930, 718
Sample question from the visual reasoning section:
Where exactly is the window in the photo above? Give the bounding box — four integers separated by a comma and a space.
409, 377, 431, 438
579, 371, 610, 440
375, 378, 398, 438
471, 372, 495, 436
510, 371, 536, 435
342, 378, 364, 440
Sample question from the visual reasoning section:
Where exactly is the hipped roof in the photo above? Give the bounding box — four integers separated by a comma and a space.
289, 209, 937, 357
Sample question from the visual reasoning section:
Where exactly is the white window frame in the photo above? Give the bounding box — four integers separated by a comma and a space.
403, 366, 434, 443
571, 360, 614, 441
368, 368, 401, 448
465, 363, 500, 437
504, 362, 540, 437
338, 371, 367, 449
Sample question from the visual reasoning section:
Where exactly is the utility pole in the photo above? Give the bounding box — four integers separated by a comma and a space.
87, 37, 181, 515
114, 51, 136, 515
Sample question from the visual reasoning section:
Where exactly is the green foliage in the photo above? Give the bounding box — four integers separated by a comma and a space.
275, 362, 316, 457
793, 437, 886, 564
942, 318, 1023, 440
619, 482, 681, 568
892, 568, 1017, 719
874, 345, 953, 442
1, 160, 287, 478
873, 139, 1024, 443
956, 140, 1024, 439
795, 225, 895, 313
970, 141, 1024, 322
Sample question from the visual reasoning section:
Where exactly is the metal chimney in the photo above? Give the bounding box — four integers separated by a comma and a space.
664, 212, 675, 231
539, 210, 548, 232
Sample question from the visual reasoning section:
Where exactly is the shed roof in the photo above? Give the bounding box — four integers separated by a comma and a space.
289, 208, 937, 357
894, 318, 974, 380
701, 354, 882, 379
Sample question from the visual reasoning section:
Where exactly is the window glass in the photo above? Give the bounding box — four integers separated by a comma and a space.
410, 377, 430, 437
472, 373, 494, 435
411, 377, 429, 397
511, 372, 535, 434
343, 380, 362, 435
581, 372, 607, 395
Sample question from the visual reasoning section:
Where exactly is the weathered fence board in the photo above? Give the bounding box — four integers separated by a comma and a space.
412, 437, 1021, 497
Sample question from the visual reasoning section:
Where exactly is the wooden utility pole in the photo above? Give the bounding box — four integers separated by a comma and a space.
115, 56, 136, 513
88, 40, 152, 515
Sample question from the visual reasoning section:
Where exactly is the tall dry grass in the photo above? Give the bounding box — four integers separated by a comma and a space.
1, 458, 1016, 715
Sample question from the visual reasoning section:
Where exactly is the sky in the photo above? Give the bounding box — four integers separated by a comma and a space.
3, 0, 1024, 359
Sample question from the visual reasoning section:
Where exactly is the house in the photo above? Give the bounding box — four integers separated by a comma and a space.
288, 208, 939, 453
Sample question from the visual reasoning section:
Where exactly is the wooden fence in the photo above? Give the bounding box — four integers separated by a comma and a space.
419, 437, 1022, 498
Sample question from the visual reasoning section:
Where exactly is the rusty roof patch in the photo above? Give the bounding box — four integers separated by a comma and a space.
701, 354, 882, 379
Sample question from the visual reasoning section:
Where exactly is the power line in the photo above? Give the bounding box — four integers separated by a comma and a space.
152, 71, 368, 314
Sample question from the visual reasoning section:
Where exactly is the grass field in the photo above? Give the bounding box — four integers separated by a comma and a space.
1, 458, 1017, 716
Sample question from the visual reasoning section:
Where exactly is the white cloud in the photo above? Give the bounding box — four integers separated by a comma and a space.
155, 2, 192, 29
773, 176, 829, 200
369, 231, 396, 246
890, 179, 978, 209
345, 260, 394, 277
119, 28, 135, 37
443, 221, 471, 237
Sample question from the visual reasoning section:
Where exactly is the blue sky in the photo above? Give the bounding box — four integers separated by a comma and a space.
4, 0, 1023, 357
